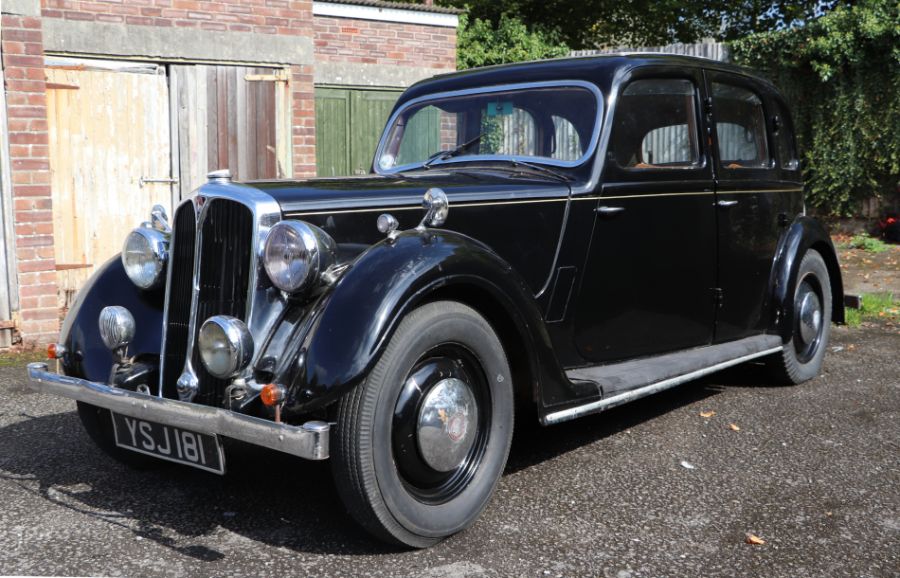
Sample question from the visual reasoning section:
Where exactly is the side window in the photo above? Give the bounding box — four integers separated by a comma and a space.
773, 110, 799, 171
609, 78, 700, 170
712, 83, 770, 169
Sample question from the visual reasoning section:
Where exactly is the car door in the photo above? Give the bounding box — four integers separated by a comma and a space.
574, 70, 717, 363
706, 72, 785, 342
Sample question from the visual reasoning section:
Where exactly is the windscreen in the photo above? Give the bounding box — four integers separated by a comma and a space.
376, 84, 600, 172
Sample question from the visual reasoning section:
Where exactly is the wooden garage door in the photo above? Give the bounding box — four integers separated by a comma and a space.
46, 62, 173, 309
315, 88, 401, 177
171, 64, 290, 199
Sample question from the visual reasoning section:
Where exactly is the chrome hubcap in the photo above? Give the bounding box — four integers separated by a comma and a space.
392, 347, 491, 504
798, 286, 822, 345
416, 378, 478, 472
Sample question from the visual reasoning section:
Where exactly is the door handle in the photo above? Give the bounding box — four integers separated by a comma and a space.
596, 206, 625, 215
717, 200, 739, 208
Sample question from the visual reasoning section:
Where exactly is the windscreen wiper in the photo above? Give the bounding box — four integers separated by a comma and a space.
422, 132, 484, 169
499, 159, 575, 183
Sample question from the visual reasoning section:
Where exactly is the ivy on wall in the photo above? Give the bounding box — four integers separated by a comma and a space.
731, 0, 900, 216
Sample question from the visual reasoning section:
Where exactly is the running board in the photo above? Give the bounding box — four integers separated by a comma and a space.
544, 335, 783, 425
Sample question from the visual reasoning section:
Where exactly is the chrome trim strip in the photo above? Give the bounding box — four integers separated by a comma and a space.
27, 363, 329, 460
373, 80, 605, 175
716, 188, 803, 194
283, 188, 801, 217
542, 345, 783, 425
595, 191, 712, 200
286, 196, 573, 217
278, 186, 571, 213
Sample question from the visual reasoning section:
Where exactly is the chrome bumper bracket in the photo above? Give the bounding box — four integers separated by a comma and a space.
26, 362, 329, 460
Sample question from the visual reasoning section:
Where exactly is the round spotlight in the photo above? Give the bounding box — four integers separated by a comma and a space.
99, 306, 135, 353
198, 316, 254, 379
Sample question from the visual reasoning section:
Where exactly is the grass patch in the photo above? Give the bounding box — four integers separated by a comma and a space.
0, 350, 45, 368
842, 234, 891, 253
844, 293, 899, 327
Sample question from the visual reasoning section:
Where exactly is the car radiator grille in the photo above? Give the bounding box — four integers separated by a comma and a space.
161, 198, 254, 406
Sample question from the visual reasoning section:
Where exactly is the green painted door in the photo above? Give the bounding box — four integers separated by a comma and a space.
315, 88, 351, 177
315, 87, 401, 177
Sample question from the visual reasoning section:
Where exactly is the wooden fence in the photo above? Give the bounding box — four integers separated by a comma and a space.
571, 41, 730, 62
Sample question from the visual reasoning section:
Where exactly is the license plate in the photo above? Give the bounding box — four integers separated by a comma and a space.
111, 412, 225, 474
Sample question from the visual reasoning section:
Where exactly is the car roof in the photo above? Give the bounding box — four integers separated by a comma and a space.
400, 53, 777, 104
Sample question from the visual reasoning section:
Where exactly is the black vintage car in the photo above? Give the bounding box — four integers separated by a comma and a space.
29, 54, 843, 547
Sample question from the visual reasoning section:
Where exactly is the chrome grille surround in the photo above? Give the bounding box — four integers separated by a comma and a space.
159, 181, 283, 405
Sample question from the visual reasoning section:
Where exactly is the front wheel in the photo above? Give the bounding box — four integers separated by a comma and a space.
767, 249, 832, 384
332, 301, 514, 548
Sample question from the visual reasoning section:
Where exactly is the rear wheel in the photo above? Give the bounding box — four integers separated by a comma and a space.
767, 249, 832, 384
332, 301, 514, 548
76, 402, 162, 469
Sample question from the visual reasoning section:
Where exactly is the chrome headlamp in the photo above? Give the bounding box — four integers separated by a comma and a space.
198, 316, 254, 379
263, 221, 336, 293
122, 226, 168, 290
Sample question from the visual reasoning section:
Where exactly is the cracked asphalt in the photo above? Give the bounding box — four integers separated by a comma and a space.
0, 322, 897, 577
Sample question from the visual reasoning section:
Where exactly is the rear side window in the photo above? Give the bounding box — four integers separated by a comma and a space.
609, 78, 701, 170
712, 83, 770, 169
773, 111, 799, 171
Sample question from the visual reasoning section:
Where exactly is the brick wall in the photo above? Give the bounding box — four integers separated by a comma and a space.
314, 16, 456, 70
40, 0, 312, 35
291, 64, 317, 176
1, 12, 58, 344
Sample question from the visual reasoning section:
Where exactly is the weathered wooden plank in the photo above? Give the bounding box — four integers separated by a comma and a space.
46, 65, 171, 309
175, 65, 190, 200
211, 66, 218, 170
169, 65, 182, 206
262, 74, 277, 179
226, 66, 239, 176
247, 67, 259, 180
194, 66, 209, 192
275, 66, 290, 178
236, 65, 250, 180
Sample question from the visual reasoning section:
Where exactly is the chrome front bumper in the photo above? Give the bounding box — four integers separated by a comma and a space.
26, 362, 329, 460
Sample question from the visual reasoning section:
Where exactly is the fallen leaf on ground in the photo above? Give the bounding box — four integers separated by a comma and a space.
699, 410, 716, 418
745, 534, 765, 545
848, 344, 856, 350
729, 423, 741, 431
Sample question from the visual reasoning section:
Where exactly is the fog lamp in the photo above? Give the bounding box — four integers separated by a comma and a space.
99, 306, 135, 355
198, 316, 254, 379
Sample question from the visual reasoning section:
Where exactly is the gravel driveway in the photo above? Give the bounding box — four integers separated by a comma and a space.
1, 322, 897, 577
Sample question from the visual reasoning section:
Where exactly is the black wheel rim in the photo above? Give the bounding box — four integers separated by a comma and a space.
391, 344, 491, 505
793, 272, 825, 364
